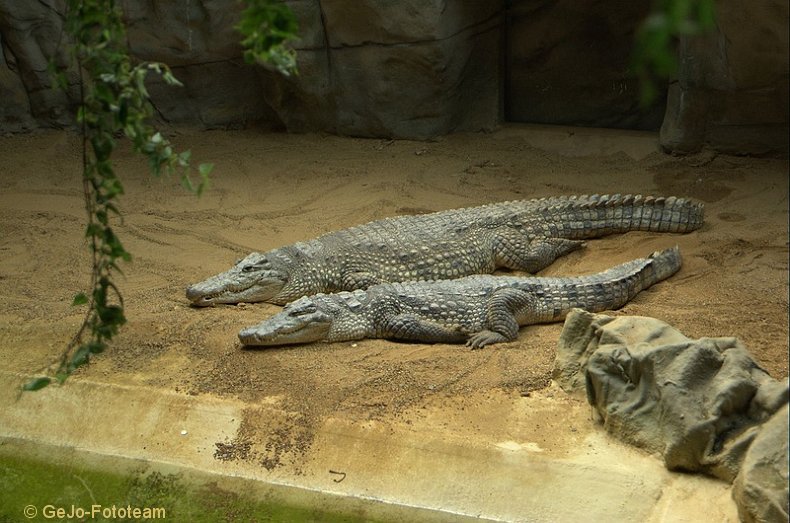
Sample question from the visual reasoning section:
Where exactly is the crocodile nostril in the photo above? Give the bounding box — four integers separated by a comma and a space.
186, 286, 205, 303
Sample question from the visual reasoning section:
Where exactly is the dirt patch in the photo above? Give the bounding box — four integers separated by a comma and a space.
0, 126, 787, 471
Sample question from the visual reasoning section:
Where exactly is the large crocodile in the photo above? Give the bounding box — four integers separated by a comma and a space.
187, 194, 703, 306
238, 246, 682, 348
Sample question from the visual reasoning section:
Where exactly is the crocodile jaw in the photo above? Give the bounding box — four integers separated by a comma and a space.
238, 308, 333, 346
186, 274, 287, 306
186, 253, 288, 306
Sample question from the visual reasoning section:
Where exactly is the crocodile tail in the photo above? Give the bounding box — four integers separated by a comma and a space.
623, 195, 704, 233
549, 194, 705, 238
603, 245, 682, 310
532, 246, 683, 322
644, 244, 683, 284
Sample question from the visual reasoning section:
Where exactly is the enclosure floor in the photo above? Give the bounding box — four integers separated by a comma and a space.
1, 124, 786, 520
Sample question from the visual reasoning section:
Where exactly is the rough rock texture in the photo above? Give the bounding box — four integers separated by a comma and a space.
0, 0, 502, 137
732, 404, 790, 523
660, 0, 790, 155
0, 32, 35, 132
265, 0, 503, 138
0, 1, 787, 150
555, 309, 789, 521
0, 0, 77, 129
506, 0, 666, 131
122, 0, 282, 129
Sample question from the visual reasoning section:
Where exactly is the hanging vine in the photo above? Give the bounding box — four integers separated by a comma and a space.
23, 0, 297, 391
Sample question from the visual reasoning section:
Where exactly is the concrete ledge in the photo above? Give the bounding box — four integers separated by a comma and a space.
1, 371, 738, 522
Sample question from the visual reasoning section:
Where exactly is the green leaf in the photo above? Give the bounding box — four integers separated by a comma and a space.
85, 223, 102, 238
97, 304, 125, 325
106, 203, 122, 216
237, 0, 299, 76
181, 174, 195, 193
195, 163, 213, 196
161, 67, 183, 87
88, 341, 106, 354
22, 377, 52, 391
69, 345, 91, 370
198, 162, 214, 176
178, 150, 192, 167
72, 292, 89, 306
697, 0, 716, 28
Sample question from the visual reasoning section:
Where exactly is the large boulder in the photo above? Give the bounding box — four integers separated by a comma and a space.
732, 404, 790, 523
555, 309, 789, 521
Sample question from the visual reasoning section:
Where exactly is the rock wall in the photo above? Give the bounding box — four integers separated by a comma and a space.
123, 0, 282, 129
263, 0, 503, 138
660, 0, 789, 155
0, 0, 787, 153
506, 0, 666, 131
0, 0, 75, 131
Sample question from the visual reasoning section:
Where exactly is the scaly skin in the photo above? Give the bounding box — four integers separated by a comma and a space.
188, 194, 703, 306
238, 246, 682, 348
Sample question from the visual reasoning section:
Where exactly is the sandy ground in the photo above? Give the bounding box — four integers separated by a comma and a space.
0, 125, 787, 481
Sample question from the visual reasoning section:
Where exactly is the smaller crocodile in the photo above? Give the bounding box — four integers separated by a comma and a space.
238, 246, 682, 349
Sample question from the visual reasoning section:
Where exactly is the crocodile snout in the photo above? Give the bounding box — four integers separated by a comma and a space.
186, 285, 210, 306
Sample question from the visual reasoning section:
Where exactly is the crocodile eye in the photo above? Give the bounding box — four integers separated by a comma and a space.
241, 265, 258, 273
290, 304, 316, 316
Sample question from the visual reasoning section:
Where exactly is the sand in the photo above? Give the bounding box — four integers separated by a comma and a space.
0, 124, 787, 481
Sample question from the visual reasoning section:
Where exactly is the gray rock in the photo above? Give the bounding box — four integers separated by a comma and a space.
123, 0, 279, 128
556, 309, 788, 482
732, 404, 790, 523
0, 32, 36, 131
264, 0, 503, 138
145, 61, 282, 129
0, 0, 77, 127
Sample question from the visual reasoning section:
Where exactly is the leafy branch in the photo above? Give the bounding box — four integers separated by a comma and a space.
23, 0, 212, 392
237, 0, 299, 76
23, 0, 298, 391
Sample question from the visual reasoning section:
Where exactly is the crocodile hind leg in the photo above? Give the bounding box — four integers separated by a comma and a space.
382, 314, 469, 344
491, 228, 585, 273
467, 287, 537, 349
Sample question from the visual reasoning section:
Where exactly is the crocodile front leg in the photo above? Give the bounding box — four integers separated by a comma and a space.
491, 228, 585, 272
382, 314, 469, 344
467, 287, 537, 349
